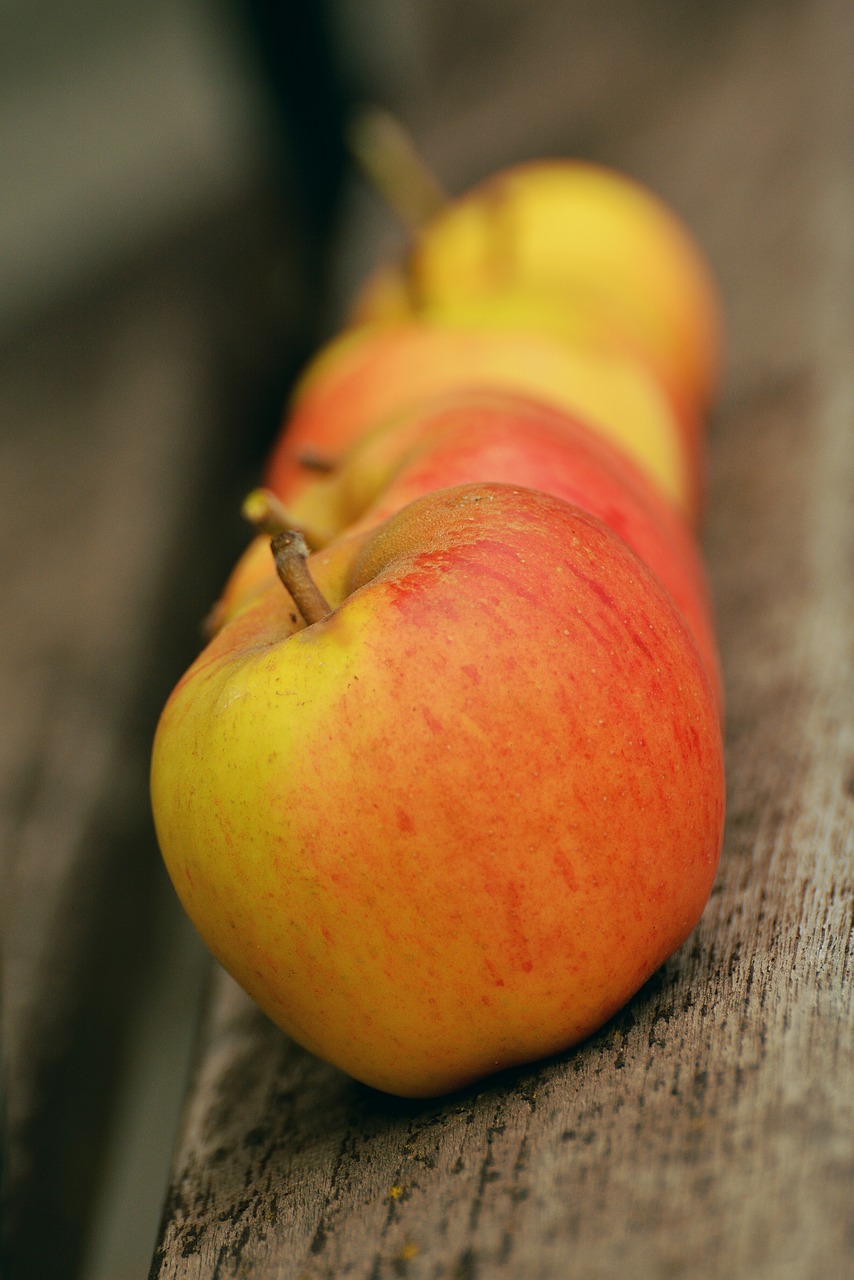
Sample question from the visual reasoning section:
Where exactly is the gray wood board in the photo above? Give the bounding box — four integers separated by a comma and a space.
0, 201, 307, 1277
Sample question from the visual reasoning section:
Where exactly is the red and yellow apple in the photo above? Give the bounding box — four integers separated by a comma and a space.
266, 317, 700, 521
352, 159, 723, 416
151, 482, 725, 1097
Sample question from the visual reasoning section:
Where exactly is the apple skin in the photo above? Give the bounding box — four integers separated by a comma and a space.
316, 392, 723, 713
351, 159, 722, 416
266, 318, 700, 520
150, 482, 725, 1097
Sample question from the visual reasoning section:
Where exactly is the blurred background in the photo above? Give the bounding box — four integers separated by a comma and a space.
0, 0, 739, 356
0, 2, 800, 1277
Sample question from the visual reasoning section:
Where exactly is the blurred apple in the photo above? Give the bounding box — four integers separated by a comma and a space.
267, 318, 699, 519
352, 158, 722, 416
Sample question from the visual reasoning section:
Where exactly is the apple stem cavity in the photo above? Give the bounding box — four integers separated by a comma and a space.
347, 105, 447, 231
296, 450, 336, 474
271, 530, 332, 627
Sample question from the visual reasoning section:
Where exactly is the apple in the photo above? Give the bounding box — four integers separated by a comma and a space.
266, 317, 700, 520
151, 482, 725, 1097
351, 158, 722, 416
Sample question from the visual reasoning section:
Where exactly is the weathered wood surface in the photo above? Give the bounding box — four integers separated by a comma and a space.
0, 281, 226, 1278
0, 200, 312, 1278
147, 1, 854, 1277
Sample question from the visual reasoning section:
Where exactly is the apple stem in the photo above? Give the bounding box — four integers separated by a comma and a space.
241, 487, 294, 537
347, 105, 447, 232
271, 530, 332, 626
243, 486, 327, 552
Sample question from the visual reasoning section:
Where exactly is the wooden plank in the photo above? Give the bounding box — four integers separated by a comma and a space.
0, 278, 222, 1277
149, 2, 854, 1276
0, 198, 312, 1278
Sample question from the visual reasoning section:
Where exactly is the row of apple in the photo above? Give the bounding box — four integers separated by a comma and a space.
151, 155, 727, 1098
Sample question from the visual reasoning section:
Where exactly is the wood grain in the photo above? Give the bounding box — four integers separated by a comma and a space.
0, 278, 225, 1276
0, 199, 311, 1276
138, 0, 851, 1276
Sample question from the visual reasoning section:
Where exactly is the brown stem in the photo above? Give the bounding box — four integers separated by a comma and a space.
241, 487, 293, 537
347, 105, 447, 232
243, 486, 326, 552
271, 530, 332, 626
